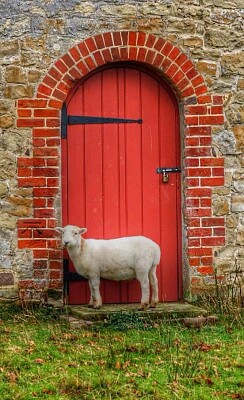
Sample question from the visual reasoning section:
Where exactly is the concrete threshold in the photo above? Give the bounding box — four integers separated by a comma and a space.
67, 302, 207, 321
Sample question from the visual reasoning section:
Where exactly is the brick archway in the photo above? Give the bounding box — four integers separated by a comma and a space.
16, 31, 225, 298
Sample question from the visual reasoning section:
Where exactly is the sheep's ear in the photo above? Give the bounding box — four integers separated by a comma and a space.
79, 228, 87, 235
55, 227, 63, 233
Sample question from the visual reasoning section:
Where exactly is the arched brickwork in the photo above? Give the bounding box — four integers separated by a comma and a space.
16, 31, 225, 298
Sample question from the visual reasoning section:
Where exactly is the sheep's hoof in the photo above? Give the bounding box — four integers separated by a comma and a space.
138, 303, 148, 311
93, 305, 102, 310
150, 302, 158, 308
88, 303, 94, 308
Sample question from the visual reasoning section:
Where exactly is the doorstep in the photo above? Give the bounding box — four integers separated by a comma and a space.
67, 302, 207, 321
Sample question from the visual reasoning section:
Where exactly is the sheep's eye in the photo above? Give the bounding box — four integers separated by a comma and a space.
74, 232, 78, 236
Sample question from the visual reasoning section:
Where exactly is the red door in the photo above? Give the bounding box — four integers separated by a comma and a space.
62, 66, 181, 304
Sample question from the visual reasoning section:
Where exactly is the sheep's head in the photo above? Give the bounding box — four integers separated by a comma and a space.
56, 225, 87, 248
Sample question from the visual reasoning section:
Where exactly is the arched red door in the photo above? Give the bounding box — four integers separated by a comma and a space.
62, 66, 182, 304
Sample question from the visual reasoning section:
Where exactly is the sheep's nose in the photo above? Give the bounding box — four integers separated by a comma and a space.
64, 241, 69, 247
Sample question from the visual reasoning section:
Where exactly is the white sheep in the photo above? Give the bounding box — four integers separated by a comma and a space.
56, 225, 161, 310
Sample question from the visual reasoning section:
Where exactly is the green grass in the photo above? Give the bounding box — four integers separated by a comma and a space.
0, 305, 243, 399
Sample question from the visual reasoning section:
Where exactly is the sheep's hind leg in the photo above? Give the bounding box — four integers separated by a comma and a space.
149, 265, 159, 308
136, 271, 150, 311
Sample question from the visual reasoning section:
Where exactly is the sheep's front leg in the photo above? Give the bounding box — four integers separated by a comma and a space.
88, 280, 95, 307
90, 277, 102, 309
136, 271, 150, 311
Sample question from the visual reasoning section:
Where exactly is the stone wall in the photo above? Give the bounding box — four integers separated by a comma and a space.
0, 0, 243, 301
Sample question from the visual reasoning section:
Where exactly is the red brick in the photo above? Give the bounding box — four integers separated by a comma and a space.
198, 266, 214, 275
168, 47, 181, 61
49, 260, 62, 269
188, 228, 212, 237
47, 158, 59, 166
34, 109, 59, 118
18, 218, 46, 229
18, 239, 47, 249
213, 95, 223, 105
175, 53, 188, 66
84, 56, 96, 70
186, 188, 212, 197
201, 177, 224, 186
18, 177, 46, 187
102, 49, 112, 62
18, 109, 32, 117
17, 99, 48, 108
128, 31, 137, 46
145, 34, 156, 48
186, 198, 200, 207
33, 128, 59, 138
46, 118, 60, 127
182, 86, 195, 98
111, 47, 120, 61
165, 63, 178, 78
185, 137, 199, 146
34, 198, 46, 208
33, 229, 56, 239
181, 60, 194, 73
121, 31, 129, 46
187, 168, 211, 177
212, 167, 224, 176
188, 238, 201, 247
33, 138, 45, 147
93, 51, 104, 66
76, 61, 89, 75
186, 105, 207, 115
48, 67, 63, 81
18, 167, 32, 177
201, 256, 213, 265
187, 218, 200, 227
186, 178, 200, 187
186, 208, 211, 217
46, 138, 60, 147
185, 147, 211, 157
94, 34, 105, 49
189, 257, 201, 266
33, 148, 58, 157
137, 32, 147, 46
186, 126, 211, 136
33, 249, 49, 258
202, 218, 225, 227
43, 75, 57, 88
145, 49, 155, 64
17, 118, 45, 128
213, 227, 225, 236
54, 59, 69, 74
48, 99, 63, 109
129, 47, 138, 60
52, 89, 67, 102
18, 229, 32, 238
33, 168, 58, 177
186, 68, 198, 80
78, 41, 89, 57
47, 239, 61, 249
137, 47, 147, 62
201, 198, 211, 207
103, 32, 113, 47
184, 158, 199, 167
195, 85, 208, 96
162, 41, 173, 56
47, 178, 59, 187
200, 137, 212, 146
113, 32, 122, 46
210, 106, 223, 115
154, 37, 166, 52
198, 95, 212, 104
177, 77, 189, 91
201, 237, 225, 246
188, 247, 212, 256
69, 66, 84, 79
69, 46, 81, 62
85, 37, 97, 52
171, 70, 185, 85
34, 188, 58, 197
161, 57, 171, 72
192, 75, 204, 88
185, 115, 198, 125
120, 47, 129, 61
